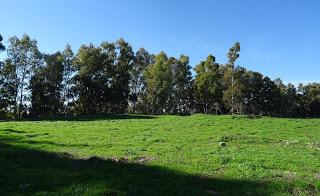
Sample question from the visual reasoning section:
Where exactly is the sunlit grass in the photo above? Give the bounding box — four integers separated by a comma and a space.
0, 115, 319, 195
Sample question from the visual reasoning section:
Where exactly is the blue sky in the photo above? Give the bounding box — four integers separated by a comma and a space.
1, 0, 319, 84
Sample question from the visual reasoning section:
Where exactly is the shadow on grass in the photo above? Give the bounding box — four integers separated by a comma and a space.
0, 134, 91, 148
1, 129, 26, 134
0, 141, 287, 195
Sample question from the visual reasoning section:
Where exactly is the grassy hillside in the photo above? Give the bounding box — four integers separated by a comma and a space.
0, 115, 319, 195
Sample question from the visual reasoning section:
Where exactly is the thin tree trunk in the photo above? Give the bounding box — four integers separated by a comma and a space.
18, 73, 26, 119
231, 67, 234, 115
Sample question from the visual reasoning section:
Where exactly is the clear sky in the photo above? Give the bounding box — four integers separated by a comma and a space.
1, 0, 319, 84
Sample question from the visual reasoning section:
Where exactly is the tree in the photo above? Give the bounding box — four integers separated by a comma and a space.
226, 42, 240, 114
129, 48, 152, 113
30, 52, 64, 117
61, 45, 75, 114
273, 78, 288, 116
2, 34, 320, 118
74, 44, 107, 114
259, 76, 282, 116
0, 35, 17, 118
109, 38, 134, 113
7, 34, 42, 118
0, 59, 18, 118
299, 83, 320, 117
144, 52, 173, 114
283, 83, 300, 117
171, 55, 193, 115
29, 66, 47, 117
222, 66, 247, 114
194, 55, 223, 114
74, 39, 134, 114
242, 71, 265, 114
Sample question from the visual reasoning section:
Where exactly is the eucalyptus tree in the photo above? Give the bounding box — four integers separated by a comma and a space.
172, 55, 193, 115
7, 34, 42, 118
110, 38, 134, 113
0, 59, 18, 117
194, 55, 223, 114
144, 52, 173, 114
129, 48, 152, 113
242, 71, 264, 114
222, 66, 248, 114
226, 42, 240, 114
61, 45, 75, 113
300, 83, 320, 117
30, 52, 65, 117
73, 44, 107, 114
0, 35, 17, 117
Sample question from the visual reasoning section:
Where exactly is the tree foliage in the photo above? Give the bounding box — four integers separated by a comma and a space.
194, 55, 222, 114
30, 52, 64, 117
0, 34, 319, 119
144, 52, 173, 114
7, 34, 42, 118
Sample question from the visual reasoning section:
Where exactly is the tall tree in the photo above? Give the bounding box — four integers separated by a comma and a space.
144, 52, 173, 114
242, 71, 265, 114
61, 45, 75, 113
0, 35, 15, 117
100, 41, 117, 113
172, 55, 193, 115
241, 71, 280, 115
110, 38, 134, 113
0, 59, 18, 118
273, 78, 288, 116
129, 48, 152, 113
7, 34, 42, 118
30, 52, 64, 117
284, 83, 300, 117
260, 76, 282, 116
74, 44, 107, 114
194, 55, 223, 114
29, 66, 47, 117
299, 83, 320, 117
226, 42, 240, 114
222, 66, 247, 114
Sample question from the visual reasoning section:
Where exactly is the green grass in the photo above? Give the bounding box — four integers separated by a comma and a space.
0, 114, 320, 195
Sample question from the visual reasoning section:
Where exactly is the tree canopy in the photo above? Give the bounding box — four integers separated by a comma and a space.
0, 33, 319, 119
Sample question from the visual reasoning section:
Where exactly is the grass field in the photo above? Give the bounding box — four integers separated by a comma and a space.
0, 115, 320, 195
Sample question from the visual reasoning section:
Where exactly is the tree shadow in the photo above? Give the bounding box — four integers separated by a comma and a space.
1, 129, 26, 134
0, 141, 286, 195
0, 133, 91, 148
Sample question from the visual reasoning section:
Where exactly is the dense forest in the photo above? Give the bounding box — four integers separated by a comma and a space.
0, 34, 319, 119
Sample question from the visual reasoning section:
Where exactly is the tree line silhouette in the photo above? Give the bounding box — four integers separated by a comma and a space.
0, 34, 319, 119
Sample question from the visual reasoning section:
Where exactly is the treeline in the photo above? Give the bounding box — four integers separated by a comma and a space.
0, 34, 319, 119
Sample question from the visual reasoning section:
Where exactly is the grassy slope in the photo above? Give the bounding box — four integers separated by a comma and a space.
0, 115, 319, 195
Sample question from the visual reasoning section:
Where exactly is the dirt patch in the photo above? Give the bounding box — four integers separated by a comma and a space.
135, 156, 155, 163
109, 156, 130, 163
283, 171, 297, 181
314, 173, 320, 180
